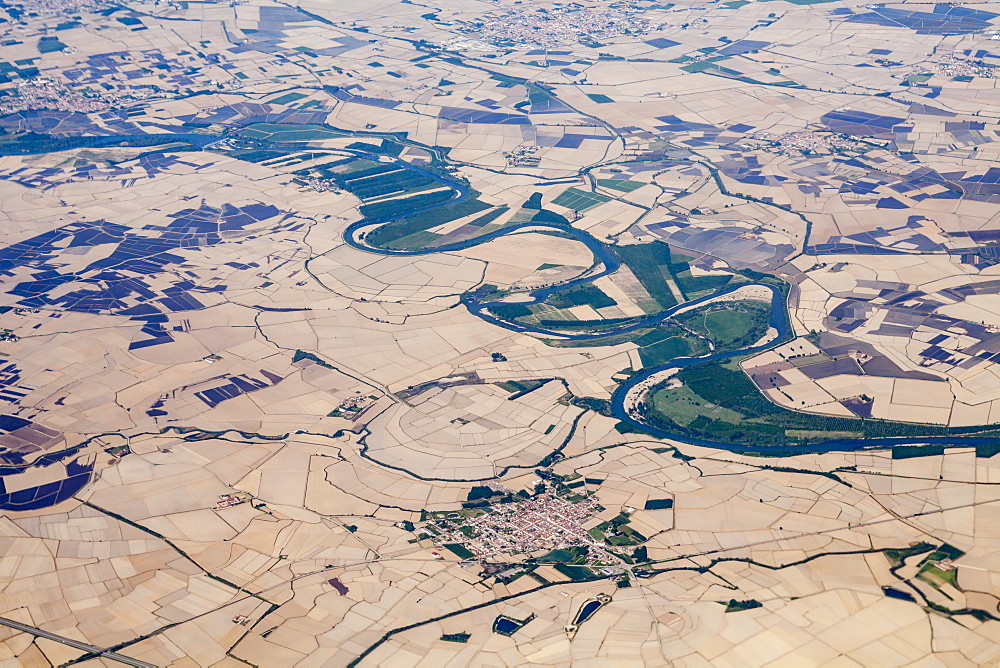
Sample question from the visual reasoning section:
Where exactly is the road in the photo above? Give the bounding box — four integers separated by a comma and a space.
0, 616, 155, 668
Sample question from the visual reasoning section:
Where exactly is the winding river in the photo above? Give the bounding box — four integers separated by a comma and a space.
3, 130, 998, 456
340, 158, 1000, 456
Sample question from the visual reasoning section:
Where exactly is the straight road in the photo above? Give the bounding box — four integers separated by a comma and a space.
0, 616, 155, 668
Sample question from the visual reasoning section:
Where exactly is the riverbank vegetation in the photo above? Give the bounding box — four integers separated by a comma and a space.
637, 359, 1000, 447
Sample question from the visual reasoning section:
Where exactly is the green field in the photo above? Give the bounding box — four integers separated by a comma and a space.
536, 293, 760, 364
539, 546, 588, 563
489, 283, 627, 331
639, 336, 702, 367
597, 178, 646, 193
680, 57, 803, 87
230, 150, 288, 164
546, 327, 654, 349
681, 58, 742, 76
528, 83, 557, 106
653, 383, 744, 426
487, 302, 533, 320
612, 241, 679, 310
468, 207, 508, 227
677, 301, 770, 349
892, 444, 946, 459
37, 38, 67, 53
324, 157, 379, 174
267, 91, 308, 105
673, 269, 733, 297
553, 564, 594, 581
552, 188, 612, 211
359, 189, 455, 221
331, 163, 399, 180
311, 152, 523, 251
593, 512, 646, 546
640, 360, 1000, 447
918, 563, 959, 591
549, 284, 616, 310
443, 543, 476, 559
346, 139, 404, 156
915, 544, 965, 591
700, 309, 754, 341
789, 352, 832, 367
339, 167, 437, 199
365, 196, 494, 249
496, 379, 546, 395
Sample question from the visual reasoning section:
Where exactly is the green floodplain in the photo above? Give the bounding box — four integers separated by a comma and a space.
290, 136, 1000, 453
15, 122, 999, 454
632, 359, 1000, 450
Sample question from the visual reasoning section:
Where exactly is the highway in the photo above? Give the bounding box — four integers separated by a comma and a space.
0, 616, 155, 668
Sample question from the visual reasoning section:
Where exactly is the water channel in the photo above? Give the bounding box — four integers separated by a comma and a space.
5, 131, 999, 457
